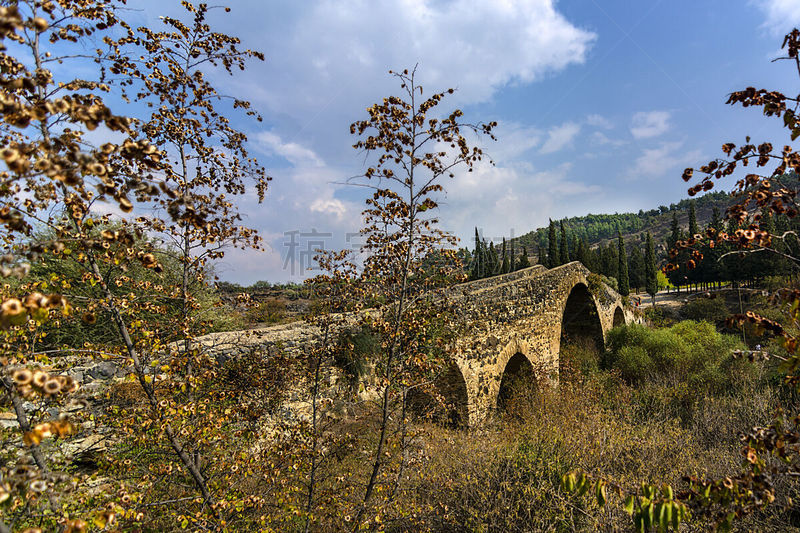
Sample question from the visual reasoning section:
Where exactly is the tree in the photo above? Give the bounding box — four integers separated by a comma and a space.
628, 244, 645, 293
617, 231, 630, 296
688, 199, 699, 236
518, 247, 531, 269
471, 227, 483, 280
106, 4, 269, 513
668, 212, 682, 249
645, 232, 658, 303
501, 237, 509, 273
548, 220, 558, 268
348, 66, 496, 527
0, 1, 251, 527
488, 241, 499, 276
559, 221, 570, 265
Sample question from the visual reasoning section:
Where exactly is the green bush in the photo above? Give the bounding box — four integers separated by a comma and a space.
604, 322, 749, 393
614, 345, 652, 384
681, 296, 729, 324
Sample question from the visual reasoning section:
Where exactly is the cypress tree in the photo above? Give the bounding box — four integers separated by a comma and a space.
518, 247, 531, 269
548, 220, 558, 268
688, 200, 699, 236
710, 206, 723, 232
576, 238, 587, 267
628, 245, 645, 293
509, 238, 515, 272
501, 237, 509, 274
668, 212, 681, 248
645, 232, 658, 303
559, 221, 569, 265
471, 227, 482, 280
617, 231, 630, 296
571, 233, 579, 262
488, 241, 499, 276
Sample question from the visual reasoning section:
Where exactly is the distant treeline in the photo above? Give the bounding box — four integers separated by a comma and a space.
516, 190, 732, 253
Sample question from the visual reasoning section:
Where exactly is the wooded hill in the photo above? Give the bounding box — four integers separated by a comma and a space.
512, 190, 733, 261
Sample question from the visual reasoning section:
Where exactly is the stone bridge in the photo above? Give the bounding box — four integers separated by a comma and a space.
197, 261, 638, 426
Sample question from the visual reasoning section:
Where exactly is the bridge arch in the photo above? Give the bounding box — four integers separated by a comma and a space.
497, 352, 537, 413
406, 359, 469, 427
559, 282, 604, 376
613, 306, 625, 328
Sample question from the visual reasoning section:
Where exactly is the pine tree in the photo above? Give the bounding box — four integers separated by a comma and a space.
548, 220, 558, 268
571, 234, 580, 262
617, 231, 630, 296
559, 221, 569, 265
645, 232, 658, 303
667, 212, 686, 291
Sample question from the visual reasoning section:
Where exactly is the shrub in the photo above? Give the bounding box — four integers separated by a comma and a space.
681, 296, 729, 324
245, 297, 287, 324
643, 305, 675, 327
604, 322, 750, 394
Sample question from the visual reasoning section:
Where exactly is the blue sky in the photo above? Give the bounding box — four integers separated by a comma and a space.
127, 0, 800, 284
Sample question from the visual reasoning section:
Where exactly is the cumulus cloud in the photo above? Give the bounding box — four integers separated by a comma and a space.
630, 111, 671, 139
255, 0, 596, 110
540, 122, 581, 154
133, 0, 598, 282
753, 0, 800, 34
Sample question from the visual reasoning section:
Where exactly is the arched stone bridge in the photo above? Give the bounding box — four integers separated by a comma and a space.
197, 261, 638, 427
429, 261, 638, 426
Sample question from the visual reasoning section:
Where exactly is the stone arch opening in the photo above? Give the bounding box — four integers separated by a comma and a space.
406, 361, 468, 427
613, 306, 625, 328
560, 283, 604, 376
497, 352, 537, 412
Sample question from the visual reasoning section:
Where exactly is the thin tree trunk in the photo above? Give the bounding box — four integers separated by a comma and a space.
303, 323, 330, 533
85, 252, 216, 509
3, 379, 48, 473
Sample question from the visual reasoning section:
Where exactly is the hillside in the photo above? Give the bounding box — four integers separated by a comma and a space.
511, 190, 733, 260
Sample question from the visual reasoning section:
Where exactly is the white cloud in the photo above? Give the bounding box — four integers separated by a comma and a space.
257, 131, 324, 167
754, 0, 800, 34
131, 0, 599, 283
440, 159, 600, 244
630, 111, 671, 139
485, 121, 541, 161
540, 122, 581, 154
590, 131, 626, 147
627, 141, 703, 179
586, 114, 613, 129
221, 0, 596, 164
